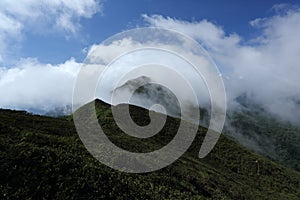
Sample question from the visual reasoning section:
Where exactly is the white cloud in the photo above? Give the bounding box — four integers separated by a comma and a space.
86, 35, 221, 108
142, 14, 241, 52
143, 8, 300, 123
0, 58, 80, 113
0, 0, 101, 32
0, 1, 101, 113
0, 4, 299, 124
0, 0, 101, 62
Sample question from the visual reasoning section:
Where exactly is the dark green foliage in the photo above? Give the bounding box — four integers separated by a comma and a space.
1, 101, 300, 199
229, 110, 300, 171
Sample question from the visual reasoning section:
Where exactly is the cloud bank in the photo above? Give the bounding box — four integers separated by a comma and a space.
142, 7, 300, 123
0, 58, 80, 114
0, 4, 299, 124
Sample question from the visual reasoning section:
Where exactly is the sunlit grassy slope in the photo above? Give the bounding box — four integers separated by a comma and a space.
0, 99, 300, 199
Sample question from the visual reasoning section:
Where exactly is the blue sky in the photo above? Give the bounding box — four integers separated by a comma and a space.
0, 1, 299, 122
14, 0, 297, 64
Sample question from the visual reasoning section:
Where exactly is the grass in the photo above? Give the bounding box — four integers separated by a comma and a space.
0, 100, 300, 199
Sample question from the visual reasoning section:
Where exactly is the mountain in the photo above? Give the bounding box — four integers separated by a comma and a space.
113, 77, 300, 172
113, 76, 181, 117
44, 105, 72, 117
1, 100, 300, 199
226, 95, 300, 172
113, 76, 210, 126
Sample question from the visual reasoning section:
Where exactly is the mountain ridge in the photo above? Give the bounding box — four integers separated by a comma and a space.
1, 99, 300, 199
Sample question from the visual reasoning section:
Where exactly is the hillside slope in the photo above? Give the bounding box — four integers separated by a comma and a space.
0, 100, 300, 199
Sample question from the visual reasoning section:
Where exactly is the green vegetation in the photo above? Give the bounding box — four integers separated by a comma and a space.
1, 100, 300, 199
229, 109, 300, 171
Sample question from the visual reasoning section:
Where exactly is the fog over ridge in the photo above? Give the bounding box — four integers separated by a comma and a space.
0, 6, 299, 126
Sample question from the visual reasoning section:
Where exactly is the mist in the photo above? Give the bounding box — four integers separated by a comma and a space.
0, 6, 299, 126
